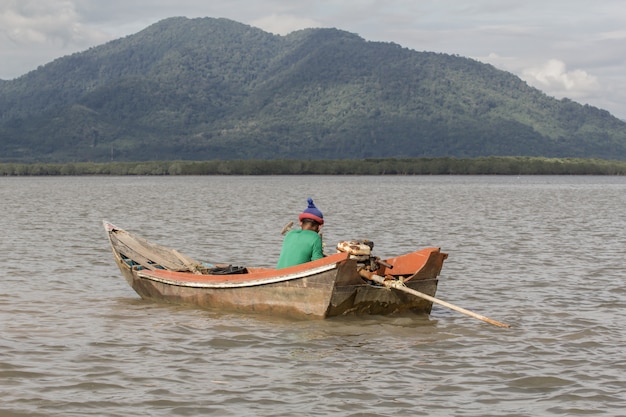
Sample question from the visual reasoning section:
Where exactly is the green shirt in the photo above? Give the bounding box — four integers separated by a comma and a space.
276, 229, 324, 269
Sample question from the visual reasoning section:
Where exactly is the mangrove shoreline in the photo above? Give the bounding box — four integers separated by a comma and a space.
1, 157, 625, 176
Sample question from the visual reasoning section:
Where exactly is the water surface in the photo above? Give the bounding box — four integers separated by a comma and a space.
1, 176, 624, 416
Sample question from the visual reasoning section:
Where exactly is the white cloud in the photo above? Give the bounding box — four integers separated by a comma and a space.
250, 14, 322, 35
481, 52, 523, 71
0, 0, 109, 46
596, 29, 626, 41
522, 59, 600, 99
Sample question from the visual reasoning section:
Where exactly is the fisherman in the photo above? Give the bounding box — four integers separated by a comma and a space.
276, 198, 325, 269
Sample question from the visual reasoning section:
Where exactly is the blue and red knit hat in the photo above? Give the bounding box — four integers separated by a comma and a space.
299, 197, 324, 225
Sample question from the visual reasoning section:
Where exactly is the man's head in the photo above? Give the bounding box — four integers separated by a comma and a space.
298, 197, 324, 225
300, 218, 322, 233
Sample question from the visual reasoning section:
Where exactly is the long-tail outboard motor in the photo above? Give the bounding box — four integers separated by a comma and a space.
336, 239, 393, 278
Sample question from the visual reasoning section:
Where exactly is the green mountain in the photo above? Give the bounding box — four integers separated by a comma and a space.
1, 16, 625, 162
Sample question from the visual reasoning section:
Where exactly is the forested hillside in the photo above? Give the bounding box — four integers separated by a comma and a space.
1, 17, 625, 162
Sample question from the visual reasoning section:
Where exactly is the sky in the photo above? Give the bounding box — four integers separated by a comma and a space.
1, 0, 625, 119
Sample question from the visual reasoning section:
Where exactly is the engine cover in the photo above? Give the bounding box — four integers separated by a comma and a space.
336, 240, 374, 256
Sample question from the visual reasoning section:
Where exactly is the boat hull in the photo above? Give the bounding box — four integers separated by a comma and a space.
105, 222, 446, 319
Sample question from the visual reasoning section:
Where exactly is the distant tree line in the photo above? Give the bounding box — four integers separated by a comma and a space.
1, 157, 625, 176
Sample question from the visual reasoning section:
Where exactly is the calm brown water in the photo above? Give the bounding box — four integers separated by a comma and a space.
1, 176, 625, 416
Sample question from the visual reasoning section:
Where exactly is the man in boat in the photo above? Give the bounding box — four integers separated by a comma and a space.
276, 198, 325, 269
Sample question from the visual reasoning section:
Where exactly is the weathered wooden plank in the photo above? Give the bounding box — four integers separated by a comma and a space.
111, 230, 197, 271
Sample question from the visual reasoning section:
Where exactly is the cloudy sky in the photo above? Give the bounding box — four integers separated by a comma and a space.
2, 0, 625, 119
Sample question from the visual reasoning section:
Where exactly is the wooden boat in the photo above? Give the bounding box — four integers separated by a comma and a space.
104, 221, 448, 319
